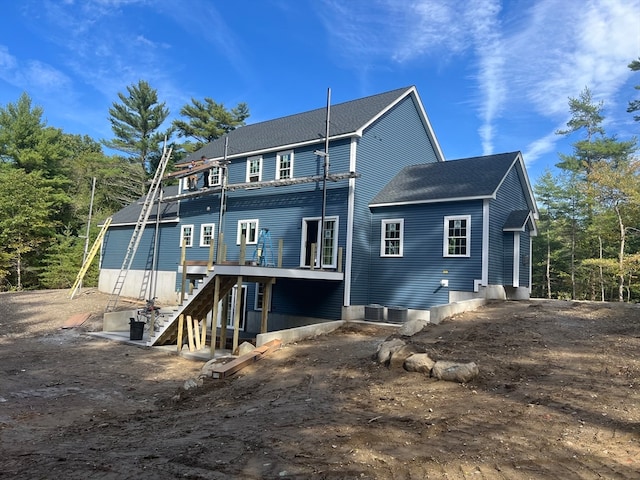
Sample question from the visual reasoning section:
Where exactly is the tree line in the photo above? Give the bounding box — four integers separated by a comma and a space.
0, 81, 248, 290
1, 61, 638, 301
532, 58, 640, 301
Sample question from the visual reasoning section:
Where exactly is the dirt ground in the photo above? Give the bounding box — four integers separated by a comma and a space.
0, 289, 639, 479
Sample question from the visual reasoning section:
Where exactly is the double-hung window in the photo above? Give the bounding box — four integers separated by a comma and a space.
381, 219, 404, 257
276, 150, 293, 180
444, 215, 470, 257
247, 156, 262, 183
200, 223, 215, 247
237, 219, 259, 245
180, 225, 194, 247
208, 167, 221, 186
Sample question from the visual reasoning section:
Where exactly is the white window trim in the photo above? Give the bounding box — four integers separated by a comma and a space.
208, 167, 221, 186
180, 224, 194, 248
246, 155, 263, 182
443, 215, 471, 258
254, 282, 272, 311
200, 223, 215, 247
380, 219, 404, 257
237, 219, 259, 245
275, 150, 294, 180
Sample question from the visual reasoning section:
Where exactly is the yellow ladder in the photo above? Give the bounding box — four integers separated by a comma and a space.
69, 217, 112, 299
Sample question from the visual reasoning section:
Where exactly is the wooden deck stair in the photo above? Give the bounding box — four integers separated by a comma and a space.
147, 270, 236, 347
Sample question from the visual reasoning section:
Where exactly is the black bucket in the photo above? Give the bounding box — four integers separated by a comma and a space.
129, 318, 145, 341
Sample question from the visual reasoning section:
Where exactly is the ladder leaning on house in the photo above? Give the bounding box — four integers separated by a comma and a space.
253, 228, 275, 266
68, 216, 113, 299
105, 144, 173, 312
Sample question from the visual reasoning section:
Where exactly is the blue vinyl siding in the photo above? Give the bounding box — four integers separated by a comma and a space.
271, 278, 344, 320
488, 165, 530, 285
369, 200, 483, 310
350, 94, 440, 306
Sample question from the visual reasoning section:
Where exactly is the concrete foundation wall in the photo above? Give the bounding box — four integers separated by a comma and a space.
256, 320, 345, 347
99, 269, 178, 304
430, 298, 487, 324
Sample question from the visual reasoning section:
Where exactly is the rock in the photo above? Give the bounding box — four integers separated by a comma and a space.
183, 377, 203, 390
376, 338, 406, 364
404, 353, 435, 373
237, 341, 255, 356
431, 361, 479, 383
399, 319, 429, 337
389, 344, 423, 368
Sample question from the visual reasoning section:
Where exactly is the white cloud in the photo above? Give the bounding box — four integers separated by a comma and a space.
0, 45, 71, 94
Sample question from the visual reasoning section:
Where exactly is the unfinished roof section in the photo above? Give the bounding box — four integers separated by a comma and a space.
369, 151, 536, 213
182, 86, 443, 163
109, 184, 180, 226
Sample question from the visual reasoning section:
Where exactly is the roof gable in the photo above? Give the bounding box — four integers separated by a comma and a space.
370, 152, 521, 207
185, 87, 414, 162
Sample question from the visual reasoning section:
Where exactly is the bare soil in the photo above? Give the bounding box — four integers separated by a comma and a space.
1, 289, 639, 479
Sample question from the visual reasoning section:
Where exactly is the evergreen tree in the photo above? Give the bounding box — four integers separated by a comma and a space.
628, 57, 640, 122
173, 97, 249, 151
104, 80, 171, 173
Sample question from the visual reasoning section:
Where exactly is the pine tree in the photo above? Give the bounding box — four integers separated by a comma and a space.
104, 80, 170, 173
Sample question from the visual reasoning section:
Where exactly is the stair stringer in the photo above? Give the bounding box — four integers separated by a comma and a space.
147, 269, 218, 346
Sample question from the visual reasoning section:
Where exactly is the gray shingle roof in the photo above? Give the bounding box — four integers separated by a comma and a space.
503, 210, 532, 230
184, 86, 413, 162
369, 152, 521, 206
110, 184, 180, 225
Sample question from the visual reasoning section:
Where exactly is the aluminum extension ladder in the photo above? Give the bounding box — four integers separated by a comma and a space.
104, 144, 173, 311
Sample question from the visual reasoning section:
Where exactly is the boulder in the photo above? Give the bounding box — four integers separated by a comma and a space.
404, 353, 435, 373
237, 341, 255, 356
376, 338, 406, 364
389, 344, 423, 368
399, 319, 429, 337
431, 361, 479, 383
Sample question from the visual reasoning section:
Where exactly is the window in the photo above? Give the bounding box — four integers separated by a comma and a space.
254, 282, 272, 311
276, 150, 293, 180
237, 219, 259, 245
200, 223, 215, 247
180, 225, 194, 247
444, 215, 470, 257
246, 156, 262, 182
381, 219, 404, 257
208, 167, 221, 186
301, 216, 339, 268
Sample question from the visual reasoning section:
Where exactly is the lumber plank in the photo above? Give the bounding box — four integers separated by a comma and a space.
193, 317, 201, 350
210, 339, 282, 379
62, 312, 91, 329
186, 315, 195, 352
177, 314, 184, 352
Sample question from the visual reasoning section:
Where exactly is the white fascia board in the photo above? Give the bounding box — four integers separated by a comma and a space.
201, 133, 359, 163
369, 194, 493, 209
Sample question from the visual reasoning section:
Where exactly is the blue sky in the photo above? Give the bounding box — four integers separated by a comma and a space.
0, 0, 638, 183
